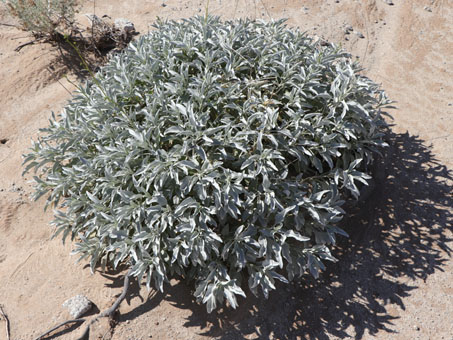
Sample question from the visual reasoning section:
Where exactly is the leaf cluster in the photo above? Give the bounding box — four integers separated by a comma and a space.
23, 16, 391, 312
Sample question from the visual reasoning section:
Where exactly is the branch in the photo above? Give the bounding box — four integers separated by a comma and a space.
34, 319, 85, 340
75, 268, 133, 340
15, 39, 38, 52
0, 305, 11, 340
0, 22, 18, 28
14, 34, 48, 52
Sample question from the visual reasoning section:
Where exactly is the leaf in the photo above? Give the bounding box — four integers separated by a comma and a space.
178, 160, 199, 170
165, 126, 185, 134
174, 197, 197, 215
284, 230, 310, 242
241, 156, 256, 170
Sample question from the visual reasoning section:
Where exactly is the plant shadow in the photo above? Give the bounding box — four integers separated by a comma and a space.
116, 131, 453, 339
43, 36, 109, 83
37, 28, 137, 84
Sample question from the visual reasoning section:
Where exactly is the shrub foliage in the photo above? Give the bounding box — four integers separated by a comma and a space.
24, 16, 390, 312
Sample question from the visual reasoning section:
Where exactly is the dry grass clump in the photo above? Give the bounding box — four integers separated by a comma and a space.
2, 0, 79, 38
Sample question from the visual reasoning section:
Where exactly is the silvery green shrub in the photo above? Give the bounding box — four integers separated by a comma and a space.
23, 16, 391, 312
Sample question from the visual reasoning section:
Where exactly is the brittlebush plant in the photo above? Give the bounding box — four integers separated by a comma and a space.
24, 16, 391, 312
2, 0, 79, 36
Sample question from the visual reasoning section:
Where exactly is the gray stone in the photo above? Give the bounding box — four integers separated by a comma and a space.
382, 0, 394, 5
62, 295, 93, 318
356, 31, 365, 39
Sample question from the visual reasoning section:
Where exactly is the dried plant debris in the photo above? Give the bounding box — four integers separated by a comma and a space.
83, 14, 138, 53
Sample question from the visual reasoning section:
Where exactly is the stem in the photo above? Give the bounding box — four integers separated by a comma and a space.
204, 0, 210, 23
75, 268, 133, 340
64, 37, 98, 84
64, 36, 116, 107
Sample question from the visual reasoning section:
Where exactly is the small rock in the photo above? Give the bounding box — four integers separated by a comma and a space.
62, 295, 93, 318
356, 31, 365, 39
414, 325, 420, 331
382, 0, 394, 5
344, 25, 353, 34
161, 2, 167, 7
424, 6, 432, 12
448, 103, 452, 106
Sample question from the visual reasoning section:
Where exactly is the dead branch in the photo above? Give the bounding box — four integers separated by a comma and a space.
0, 22, 18, 28
75, 268, 133, 340
0, 305, 11, 340
14, 39, 42, 52
34, 319, 85, 340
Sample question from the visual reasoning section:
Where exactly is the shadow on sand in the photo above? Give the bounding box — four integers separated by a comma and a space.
115, 131, 452, 340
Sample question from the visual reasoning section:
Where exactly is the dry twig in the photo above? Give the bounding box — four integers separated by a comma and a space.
14, 38, 43, 52
34, 319, 85, 340
0, 22, 18, 28
0, 305, 11, 340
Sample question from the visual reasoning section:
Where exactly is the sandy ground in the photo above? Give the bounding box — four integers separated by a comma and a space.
0, 0, 452, 339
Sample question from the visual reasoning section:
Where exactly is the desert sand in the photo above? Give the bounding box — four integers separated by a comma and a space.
0, 0, 452, 339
